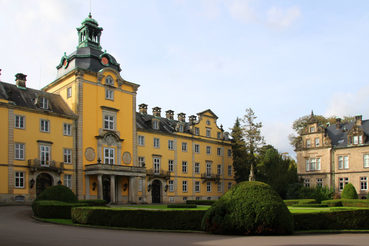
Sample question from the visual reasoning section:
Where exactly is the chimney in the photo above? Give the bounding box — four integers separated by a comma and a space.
178, 113, 186, 122
152, 107, 161, 117
189, 115, 197, 125
138, 103, 148, 114
355, 115, 362, 126
15, 73, 27, 88
165, 110, 174, 120
336, 118, 341, 130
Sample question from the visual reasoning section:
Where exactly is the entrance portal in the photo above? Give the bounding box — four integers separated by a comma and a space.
102, 176, 111, 203
36, 173, 53, 197
151, 180, 161, 203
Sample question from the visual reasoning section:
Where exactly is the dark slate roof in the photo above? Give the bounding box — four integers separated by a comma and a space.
56, 47, 121, 79
136, 112, 191, 134
0, 81, 76, 118
326, 120, 369, 147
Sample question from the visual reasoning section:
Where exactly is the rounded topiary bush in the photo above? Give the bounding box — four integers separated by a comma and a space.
341, 183, 358, 199
37, 185, 77, 203
201, 181, 294, 235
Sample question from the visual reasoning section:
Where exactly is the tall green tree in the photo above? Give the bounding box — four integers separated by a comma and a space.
231, 118, 249, 182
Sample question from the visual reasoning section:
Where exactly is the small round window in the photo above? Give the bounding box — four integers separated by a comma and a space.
206, 120, 210, 125
105, 76, 114, 86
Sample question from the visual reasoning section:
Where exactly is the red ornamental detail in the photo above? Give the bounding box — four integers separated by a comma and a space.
63, 59, 67, 67
101, 57, 109, 65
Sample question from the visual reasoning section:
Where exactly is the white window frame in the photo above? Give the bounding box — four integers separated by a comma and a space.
206, 128, 211, 137
103, 115, 115, 130
344, 156, 349, 169
194, 162, 200, 174
40, 145, 50, 166
168, 140, 174, 150
64, 174, 72, 188
63, 149, 72, 164
169, 180, 174, 192
15, 172, 24, 188
15, 143, 25, 160
138, 157, 145, 167
315, 138, 320, 147
15, 115, 25, 129
153, 157, 160, 174
138, 135, 145, 146
361, 177, 368, 190
182, 142, 187, 152
339, 177, 349, 191
105, 76, 114, 86
194, 144, 200, 153
316, 178, 323, 187
206, 146, 211, 154
304, 179, 310, 187
182, 161, 187, 173
195, 127, 200, 136
306, 139, 311, 147
67, 87, 72, 98
217, 164, 222, 175
195, 181, 200, 193
153, 138, 160, 148
40, 119, 50, 132
138, 179, 143, 192
168, 160, 174, 172
63, 123, 72, 136
206, 182, 211, 192
206, 162, 212, 177
152, 120, 159, 130
182, 181, 188, 192
217, 182, 222, 192
217, 148, 221, 156
104, 147, 115, 164
40, 97, 48, 109
105, 88, 114, 100
364, 154, 369, 168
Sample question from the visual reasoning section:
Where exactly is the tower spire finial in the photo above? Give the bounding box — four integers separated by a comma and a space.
88, 12, 92, 18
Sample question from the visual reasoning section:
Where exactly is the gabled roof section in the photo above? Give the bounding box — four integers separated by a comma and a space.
197, 109, 218, 119
326, 120, 369, 147
136, 112, 191, 134
0, 81, 76, 118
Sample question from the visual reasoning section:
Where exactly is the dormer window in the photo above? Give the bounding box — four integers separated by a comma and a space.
353, 135, 363, 145
152, 120, 159, 130
179, 124, 184, 132
309, 126, 315, 133
39, 97, 48, 109
105, 76, 114, 86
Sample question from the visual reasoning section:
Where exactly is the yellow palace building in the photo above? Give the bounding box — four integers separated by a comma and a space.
0, 14, 234, 204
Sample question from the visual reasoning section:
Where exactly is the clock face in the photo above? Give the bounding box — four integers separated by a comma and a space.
101, 57, 109, 65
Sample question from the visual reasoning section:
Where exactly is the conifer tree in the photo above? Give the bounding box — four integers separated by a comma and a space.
231, 118, 248, 182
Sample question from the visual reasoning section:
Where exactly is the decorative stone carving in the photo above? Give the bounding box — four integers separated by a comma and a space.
122, 152, 131, 164
85, 147, 96, 161
105, 135, 115, 146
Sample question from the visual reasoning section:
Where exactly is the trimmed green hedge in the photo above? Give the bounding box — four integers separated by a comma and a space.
341, 183, 358, 199
78, 199, 107, 206
284, 199, 317, 206
186, 200, 216, 205
72, 207, 206, 230
167, 204, 197, 208
322, 199, 369, 208
291, 204, 328, 208
322, 200, 343, 207
36, 185, 77, 203
294, 209, 369, 230
32, 200, 88, 219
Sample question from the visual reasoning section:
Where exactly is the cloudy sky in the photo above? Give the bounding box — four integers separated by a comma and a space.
1, 0, 369, 157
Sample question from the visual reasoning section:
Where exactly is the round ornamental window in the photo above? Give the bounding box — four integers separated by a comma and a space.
101, 57, 109, 66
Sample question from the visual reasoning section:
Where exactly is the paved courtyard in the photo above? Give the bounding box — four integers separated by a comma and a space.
1, 206, 369, 246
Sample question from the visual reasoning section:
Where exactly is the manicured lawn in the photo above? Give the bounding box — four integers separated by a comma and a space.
288, 206, 369, 214
111, 204, 210, 210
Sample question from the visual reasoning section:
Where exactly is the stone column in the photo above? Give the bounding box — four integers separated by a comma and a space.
128, 176, 137, 203
97, 174, 102, 200
110, 175, 116, 203
85, 175, 90, 200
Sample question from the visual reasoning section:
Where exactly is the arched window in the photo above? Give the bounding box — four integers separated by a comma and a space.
105, 76, 114, 86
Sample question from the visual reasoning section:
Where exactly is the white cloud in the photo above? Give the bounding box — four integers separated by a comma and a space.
262, 121, 295, 158
201, 0, 222, 19
325, 85, 369, 118
266, 6, 301, 29
226, 0, 257, 24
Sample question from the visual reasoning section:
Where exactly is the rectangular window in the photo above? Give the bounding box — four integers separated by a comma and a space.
104, 147, 115, 164
228, 149, 232, 157
153, 138, 160, 148
217, 164, 222, 175
228, 165, 232, 176
40, 119, 50, 132
304, 179, 310, 187
182, 161, 187, 173
206, 146, 211, 154
182, 142, 187, 152
15, 172, 24, 188
206, 162, 212, 177
182, 181, 188, 192
15, 143, 25, 160
138, 157, 145, 167
206, 128, 211, 137
105, 88, 114, 100
306, 139, 311, 147
310, 158, 316, 171
63, 123, 72, 136
194, 162, 200, 174
15, 115, 25, 129
217, 148, 221, 156
316, 158, 321, 170
315, 138, 320, 147
168, 160, 174, 172
169, 180, 174, 192
67, 87, 72, 98
40, 97, 49, 109
168, 140, 174, 150
207, 182, 211, 192
64, 174, 72, 188
364, 154, 369, 168
152, 120, 159, 130
195, 127, 200, 136
228, 182, 232, 190
361, 177, 368, 190
305, 159, 310, 171
338, 156, 343, 169
40, 145, 50, 166
138, 135, 145, 146
316, 178, 323, 187
217, 182, 222, 192
153, 157, 160, 174
179, 125, 184, 132
194, 144, 200, 153
138, 179, 143, 192
353, 136, 358, 145
217, 132, 221, 139
310, 126, 315, 133
344, 156, 349, 169
359, 135, 363, 144
63, 149, 72, 164
339, 177, 349, 191
103, 115, 114, 130
195, 181, 200, 192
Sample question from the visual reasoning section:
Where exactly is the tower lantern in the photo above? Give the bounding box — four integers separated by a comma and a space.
76, 13, 103, 50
